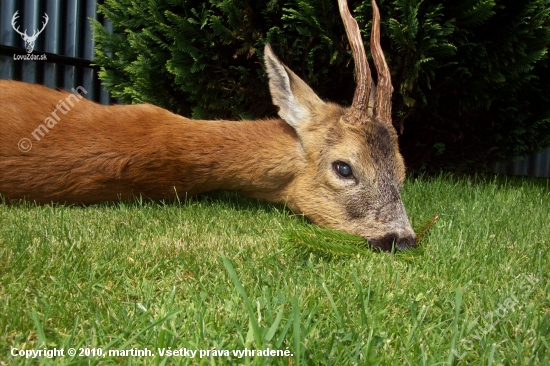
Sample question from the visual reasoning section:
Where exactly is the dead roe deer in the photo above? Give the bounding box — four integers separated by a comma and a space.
0, 0, 416, 251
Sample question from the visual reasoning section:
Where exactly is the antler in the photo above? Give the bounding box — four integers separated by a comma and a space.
11, 11, 28, 38
30, 13, 49, 40
338, 0, 372, 124
11, 11, 49, 41
370, 0, 393, 124
338, 0, 393, 126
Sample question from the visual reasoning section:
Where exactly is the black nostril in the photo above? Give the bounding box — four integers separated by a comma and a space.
396, 236, 417, 251
368, 234, 417, 251
368, 234, 396, 251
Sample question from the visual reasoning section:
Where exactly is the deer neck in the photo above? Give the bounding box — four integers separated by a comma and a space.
157, 116, 304, 204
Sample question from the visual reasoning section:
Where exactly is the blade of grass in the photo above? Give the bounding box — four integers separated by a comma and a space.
265, 307, 284, 343
222, 255, 262, 348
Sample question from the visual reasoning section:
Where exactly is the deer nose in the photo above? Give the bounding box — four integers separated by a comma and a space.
396, 236, 416, 251
368, 234, 417, 251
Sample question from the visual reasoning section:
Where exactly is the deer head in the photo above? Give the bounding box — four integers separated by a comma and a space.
264, 0, 416, 250
11, 11, 49, 53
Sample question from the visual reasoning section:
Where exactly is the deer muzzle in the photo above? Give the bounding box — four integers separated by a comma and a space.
367, 233, 417, 251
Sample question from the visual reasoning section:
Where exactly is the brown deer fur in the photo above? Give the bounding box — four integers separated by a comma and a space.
0, 0, 416, 250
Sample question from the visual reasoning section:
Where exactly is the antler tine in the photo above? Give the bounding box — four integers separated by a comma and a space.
370, 0, 393, 124
39, 13, 49, 34
337, 0, 372, 123
11, 11, 27, 37
30, 13, 49, 39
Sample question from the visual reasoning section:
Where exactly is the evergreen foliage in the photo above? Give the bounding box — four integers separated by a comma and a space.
92, 0, 550, 171
280, 215, 437, 258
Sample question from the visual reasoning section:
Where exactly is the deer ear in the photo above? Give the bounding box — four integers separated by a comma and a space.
264, 44, 325, 130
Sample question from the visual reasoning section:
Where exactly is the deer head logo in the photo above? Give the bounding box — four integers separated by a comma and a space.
11, 11, 49, 54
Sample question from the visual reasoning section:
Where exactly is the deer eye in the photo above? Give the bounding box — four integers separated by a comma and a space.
333, 161, 353, 178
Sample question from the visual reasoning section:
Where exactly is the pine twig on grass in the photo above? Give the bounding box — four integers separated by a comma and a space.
415, 215, 439, 244
280, 224, 373, 257
281, 215, 439, 257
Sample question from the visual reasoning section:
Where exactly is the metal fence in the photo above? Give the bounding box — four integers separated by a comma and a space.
0, 0, 111, 104
1, 0, 549, 178
494, 149, 550, 178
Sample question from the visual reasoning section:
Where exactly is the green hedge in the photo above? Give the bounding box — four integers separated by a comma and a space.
92, 0, 550, 172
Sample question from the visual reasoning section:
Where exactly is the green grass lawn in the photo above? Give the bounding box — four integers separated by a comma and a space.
0, 174, 548, 365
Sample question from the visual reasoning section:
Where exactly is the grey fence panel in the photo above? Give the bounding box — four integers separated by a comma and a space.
0, 0, 17, 80
0, 0, 111, 104
63, 0, 78, 88
0, 0, 16, 46
20, 1, 40, 83
43, 0, 62, 88
82, 1, 98, 97
494, 148, 550, 178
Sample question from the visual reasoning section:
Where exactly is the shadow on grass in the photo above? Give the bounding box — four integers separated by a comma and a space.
0, 190, 294, 216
